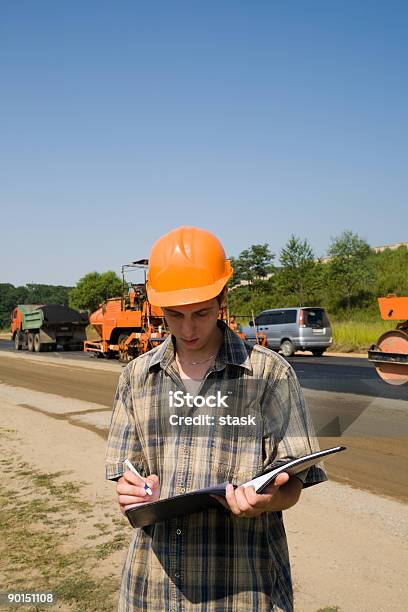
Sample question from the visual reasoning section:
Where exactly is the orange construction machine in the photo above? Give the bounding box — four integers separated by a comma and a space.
368, 295, 408, 385
84, 260, 167, 362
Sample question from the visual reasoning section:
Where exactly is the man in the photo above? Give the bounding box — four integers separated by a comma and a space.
105, 226, 327, 611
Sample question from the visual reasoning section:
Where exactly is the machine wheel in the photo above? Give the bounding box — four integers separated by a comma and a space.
118, 334, 130, 363
311, 349, 325, 356
280, 340, 295, 358
27, 333, 35, 352
14, 333, 22, 350
373, 329, 408, 385
34, 333, 42, 353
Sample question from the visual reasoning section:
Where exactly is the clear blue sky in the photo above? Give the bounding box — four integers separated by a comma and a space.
1, 1, 407, 286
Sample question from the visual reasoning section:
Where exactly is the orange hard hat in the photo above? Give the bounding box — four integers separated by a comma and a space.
146, 226, 233, 307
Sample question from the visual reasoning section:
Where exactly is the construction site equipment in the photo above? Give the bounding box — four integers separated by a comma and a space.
11, 304, 88, 352
368, 295, 408, 385
84, 261, 167, 362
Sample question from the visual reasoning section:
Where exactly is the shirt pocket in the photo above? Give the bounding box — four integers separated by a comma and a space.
207, 428, 264, 486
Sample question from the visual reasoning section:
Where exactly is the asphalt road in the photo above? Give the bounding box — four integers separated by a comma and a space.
0, 342, 407, 502
290, 354, 408, 400
1, 339, 407, 400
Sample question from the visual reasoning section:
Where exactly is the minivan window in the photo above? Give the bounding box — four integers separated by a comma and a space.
265, 312, 284, 325
255, 313, 270, 326
256, 312, 285, 326
304, 308, 329, 328
283, 310, 297, 324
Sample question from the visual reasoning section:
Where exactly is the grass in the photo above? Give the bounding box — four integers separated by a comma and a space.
330, 319, 396, 352
0, 428, 130, 611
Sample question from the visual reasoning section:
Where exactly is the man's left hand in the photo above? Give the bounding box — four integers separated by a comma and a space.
210, 472, 301, 518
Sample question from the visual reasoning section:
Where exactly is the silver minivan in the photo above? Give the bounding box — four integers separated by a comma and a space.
242, 307, 333, 357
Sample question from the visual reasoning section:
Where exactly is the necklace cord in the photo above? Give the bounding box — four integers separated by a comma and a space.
176, 352, 216, 366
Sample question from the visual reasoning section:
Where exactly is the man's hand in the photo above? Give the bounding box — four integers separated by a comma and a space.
116, 470, 160, 515
210, 473, 302, 518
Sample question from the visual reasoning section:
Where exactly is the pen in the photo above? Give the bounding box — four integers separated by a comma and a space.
123, 459, 153, 496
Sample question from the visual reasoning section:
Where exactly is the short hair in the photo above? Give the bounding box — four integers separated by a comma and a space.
216, 286, 228, 305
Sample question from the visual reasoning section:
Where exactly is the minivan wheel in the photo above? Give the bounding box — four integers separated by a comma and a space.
311, 349, 325, 356
280, 340, 295, 357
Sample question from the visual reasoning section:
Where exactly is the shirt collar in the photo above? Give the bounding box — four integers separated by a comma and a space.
148, 319, 252, 373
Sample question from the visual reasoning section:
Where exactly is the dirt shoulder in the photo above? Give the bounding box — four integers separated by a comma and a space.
326, 350, 367, 358
0, 391, 407, 611
0, 398, 128, 611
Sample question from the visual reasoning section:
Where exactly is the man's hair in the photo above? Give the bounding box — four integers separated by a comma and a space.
216, 286, 228, 306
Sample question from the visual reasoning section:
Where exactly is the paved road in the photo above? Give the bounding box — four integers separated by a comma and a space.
290, 354, 408, 400
0, 346, 407, 502
1, 339, 406, 400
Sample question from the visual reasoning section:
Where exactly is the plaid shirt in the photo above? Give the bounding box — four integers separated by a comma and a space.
105, 321, 327, 611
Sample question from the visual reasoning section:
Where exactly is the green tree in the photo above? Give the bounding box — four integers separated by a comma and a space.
326, 230, 374, 311
0, 283, 72, 328
228, 256, 244, 287
229, 244, 275, 288
24, 283, 71, 305
279, 235, 320, 306
0, 283, 18, 329
372, 245, 408, 297
69, 271, 123, 312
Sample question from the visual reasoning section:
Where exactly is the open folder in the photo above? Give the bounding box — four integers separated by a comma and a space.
125, 446, 346, 528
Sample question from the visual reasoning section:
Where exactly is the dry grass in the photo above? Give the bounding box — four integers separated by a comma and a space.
0, 427, 129, 611
330, 319, 396, 352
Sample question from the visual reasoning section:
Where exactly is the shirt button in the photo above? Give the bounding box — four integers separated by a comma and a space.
176, 529, 182, 535
179, 486, 185, 493
175, 572, 180, 578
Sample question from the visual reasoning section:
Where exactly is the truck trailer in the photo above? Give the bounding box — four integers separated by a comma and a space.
12, 304, 88, 352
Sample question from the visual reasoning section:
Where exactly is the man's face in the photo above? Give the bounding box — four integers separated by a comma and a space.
162, 298, 220, 352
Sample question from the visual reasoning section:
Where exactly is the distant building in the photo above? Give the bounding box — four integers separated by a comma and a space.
372, 242, 408, 253
230, 270, 277, 288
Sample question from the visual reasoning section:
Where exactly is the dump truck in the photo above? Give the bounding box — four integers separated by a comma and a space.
368, 295, 408, 385
12, 304, 88, 352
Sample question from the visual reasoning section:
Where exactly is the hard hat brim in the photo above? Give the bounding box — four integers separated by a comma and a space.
147, 270, 232, 307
